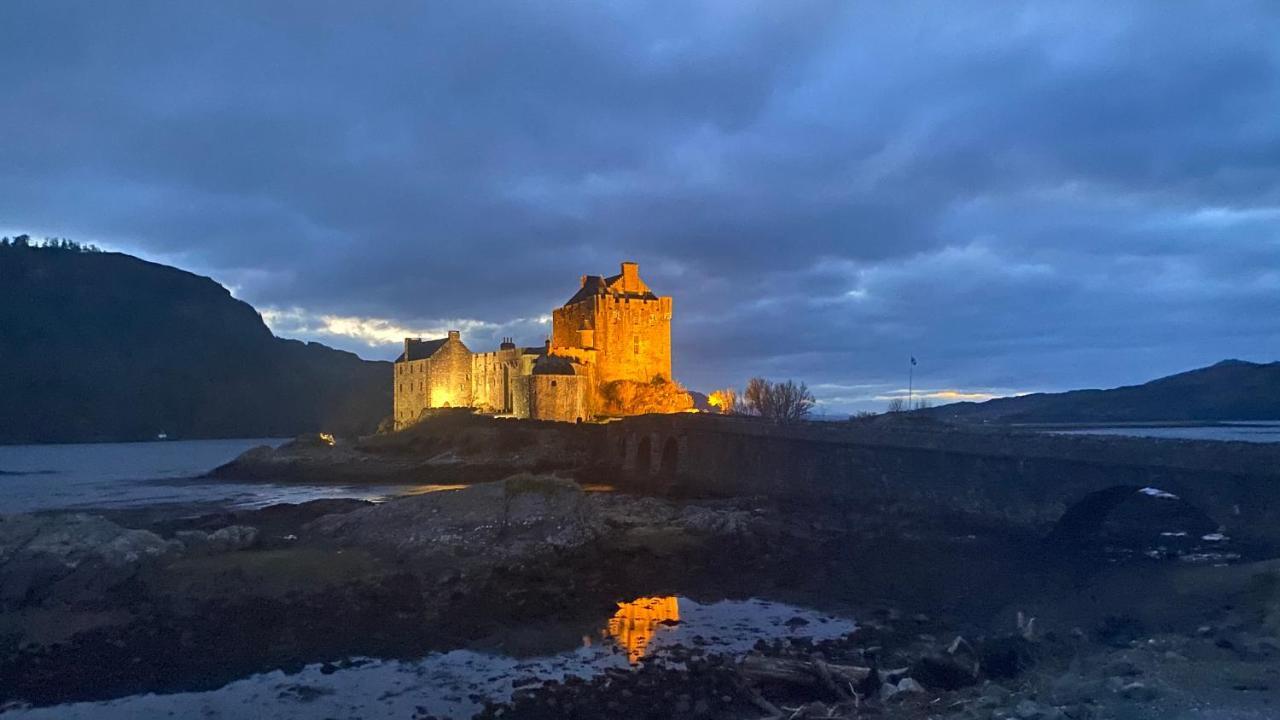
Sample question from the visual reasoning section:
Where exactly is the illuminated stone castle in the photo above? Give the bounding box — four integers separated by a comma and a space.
393, 262, 687, 426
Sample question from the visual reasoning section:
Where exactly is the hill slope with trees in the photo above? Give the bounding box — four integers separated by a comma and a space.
0, 237, 390, 443
925, 360, 1280, 424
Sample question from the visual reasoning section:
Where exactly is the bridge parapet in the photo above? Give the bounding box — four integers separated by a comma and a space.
602, 414, 1280, 548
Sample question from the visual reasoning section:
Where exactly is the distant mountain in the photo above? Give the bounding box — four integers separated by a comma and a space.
926, 360, 1280, 424
0, 242, 390, 443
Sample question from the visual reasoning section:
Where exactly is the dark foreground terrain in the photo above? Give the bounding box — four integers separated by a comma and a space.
1, 418, 1277, 719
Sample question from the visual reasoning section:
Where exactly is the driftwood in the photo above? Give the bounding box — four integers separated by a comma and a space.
732, 671, 784, 717
740, 655, 872, 690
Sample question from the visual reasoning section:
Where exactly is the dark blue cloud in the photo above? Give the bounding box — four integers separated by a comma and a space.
2, 1, 1278, 411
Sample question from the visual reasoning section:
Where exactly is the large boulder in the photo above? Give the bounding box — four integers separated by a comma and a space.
0, 513, 180, 607
306, 474, 600, 561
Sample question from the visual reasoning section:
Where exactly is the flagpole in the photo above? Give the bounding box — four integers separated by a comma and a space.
908, 357, 914, 411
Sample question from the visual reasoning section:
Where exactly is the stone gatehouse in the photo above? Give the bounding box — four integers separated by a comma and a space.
393, 262, 684, 426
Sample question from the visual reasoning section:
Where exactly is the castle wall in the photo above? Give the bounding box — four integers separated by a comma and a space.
472, 348, 521, 413
511, 375, 531, 419
594, 294, 672, 384
552, 295, 672, 385
393, 359, 432, 427
427, 337, 473, 409
527, 374, 589, 422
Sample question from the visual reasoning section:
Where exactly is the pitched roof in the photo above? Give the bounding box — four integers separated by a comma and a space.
396, 337, 448, 362
563, 272, 658, 306
565, 275, 609, 305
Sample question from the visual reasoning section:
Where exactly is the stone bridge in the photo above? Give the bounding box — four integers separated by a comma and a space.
604, 414, 1280, 547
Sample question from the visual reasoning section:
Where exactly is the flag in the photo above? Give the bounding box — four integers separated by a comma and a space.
910, 356, 917, 366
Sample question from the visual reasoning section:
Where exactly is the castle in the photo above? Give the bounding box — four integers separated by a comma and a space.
393, 262, 687, 426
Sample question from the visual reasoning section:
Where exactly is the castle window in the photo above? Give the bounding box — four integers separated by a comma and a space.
550, 380, 557, 387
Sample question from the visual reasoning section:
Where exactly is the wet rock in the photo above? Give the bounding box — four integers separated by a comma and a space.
911, 654, 979, 690
177, 525, 259, 554
1015, 698, 1046, 719
0, 513, 179, 606
1096, 615, 1146, 647
1117, 680, 1158, 702
206, 525, 259, 552
1047, 674, 1102, 705
307, 475, 601, 559
307, 476, 755, 571
978, 636, 1033, 679
896, 677, 926, 695
1101, 658, 1141, 677
981, 682, 1012, 701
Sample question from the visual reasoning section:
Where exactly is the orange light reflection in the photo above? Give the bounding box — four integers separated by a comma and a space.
606, 596, 680, 664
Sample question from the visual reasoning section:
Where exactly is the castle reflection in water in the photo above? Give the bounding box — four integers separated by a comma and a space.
605, 596, 680, 664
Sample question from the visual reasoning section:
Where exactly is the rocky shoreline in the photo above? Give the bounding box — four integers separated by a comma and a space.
2, 419, 1278, 718
206, 412, 605, 486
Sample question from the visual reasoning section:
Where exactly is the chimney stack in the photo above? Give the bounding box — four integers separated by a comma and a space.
447, 330, 460, 341
620, 261, 639, 291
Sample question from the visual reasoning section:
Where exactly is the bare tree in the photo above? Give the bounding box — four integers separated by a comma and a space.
769, 380, 815, 424
913, 398, 933, 411
743, 377, 770, 417
743, 378, 815, 424
886, 397, 906, 413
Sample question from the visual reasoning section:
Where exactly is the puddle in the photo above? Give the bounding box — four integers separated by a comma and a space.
2, 597, 855, 720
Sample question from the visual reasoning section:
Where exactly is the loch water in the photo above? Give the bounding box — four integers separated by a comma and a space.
1044, 421, 1280, 443
0, 438, 437, 513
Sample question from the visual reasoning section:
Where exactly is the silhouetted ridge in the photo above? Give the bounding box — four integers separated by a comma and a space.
0, 243, 390, 443
926, 360, 1280, 424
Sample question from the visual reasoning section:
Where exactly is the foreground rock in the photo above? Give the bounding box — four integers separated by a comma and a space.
0, 477, 766, 706
0, 513, 180, 607
308, 474, 760, 563
2, 474, 1276, 719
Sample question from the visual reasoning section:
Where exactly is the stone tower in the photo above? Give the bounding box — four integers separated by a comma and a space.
551, 261, 673, 385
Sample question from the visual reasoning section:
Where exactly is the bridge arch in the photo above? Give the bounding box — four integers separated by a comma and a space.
636, 435, 653, 476
1049, 484, 1221, 555
660, 435, 679, 477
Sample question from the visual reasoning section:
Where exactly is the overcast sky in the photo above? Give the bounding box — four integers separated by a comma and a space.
3, 1, 1279, 413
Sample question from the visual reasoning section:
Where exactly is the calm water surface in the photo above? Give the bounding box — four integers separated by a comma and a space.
4, 595, 856, 720
1047, 422, 1280, 443
0, 439, 442, 513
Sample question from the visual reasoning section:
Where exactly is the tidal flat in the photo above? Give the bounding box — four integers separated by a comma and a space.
2, 419, 1278, 720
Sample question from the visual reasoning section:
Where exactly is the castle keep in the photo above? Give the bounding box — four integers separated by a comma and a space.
393, 262, 686, 426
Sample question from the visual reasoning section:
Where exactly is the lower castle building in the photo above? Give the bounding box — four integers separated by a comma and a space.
393, 262, 686, 426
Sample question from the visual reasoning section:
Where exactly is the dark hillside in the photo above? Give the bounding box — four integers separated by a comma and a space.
0, 242, 389, 443
926, 360, 1280, 423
